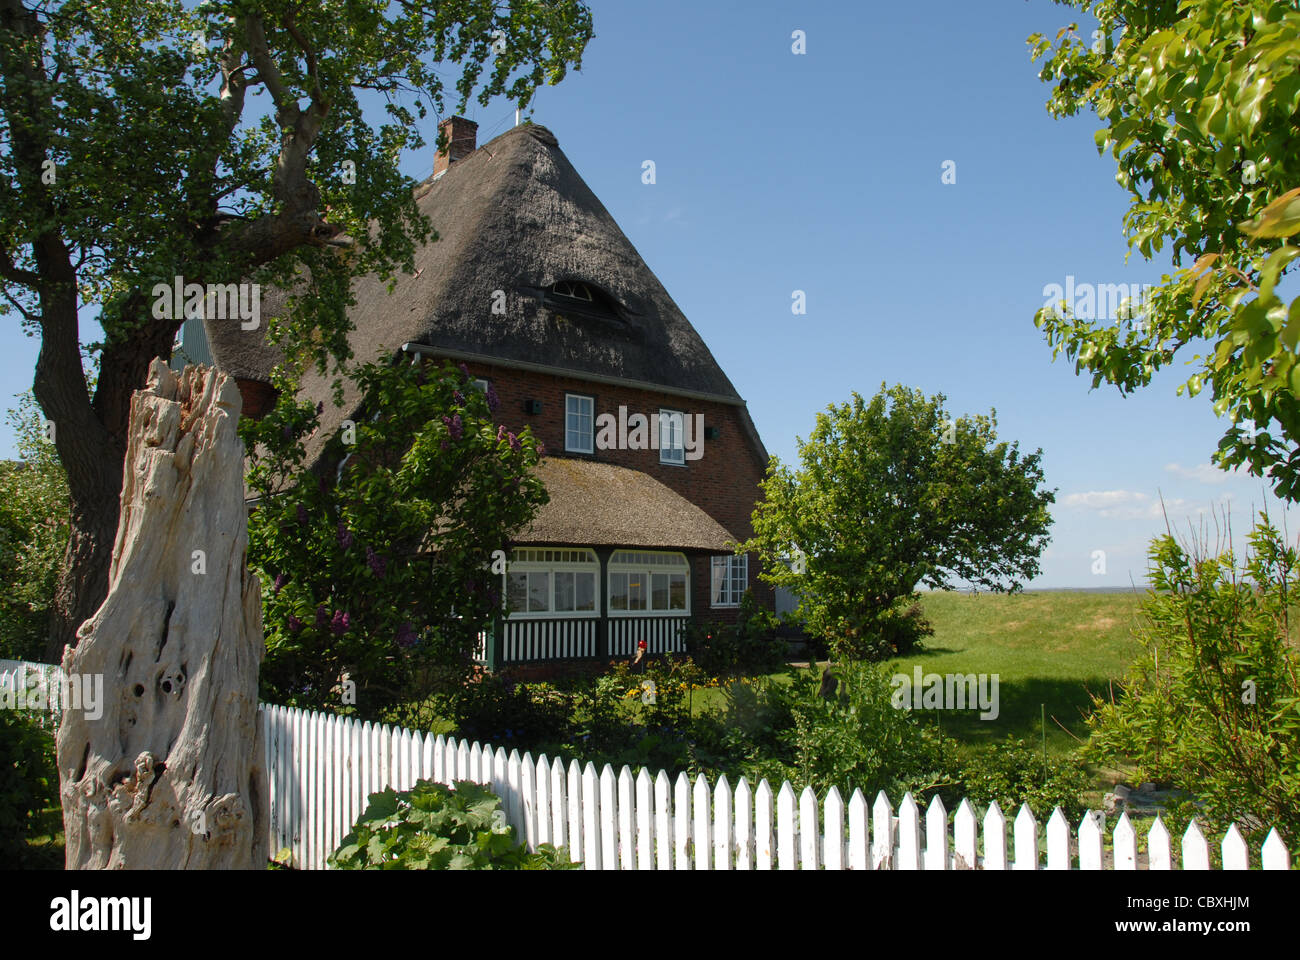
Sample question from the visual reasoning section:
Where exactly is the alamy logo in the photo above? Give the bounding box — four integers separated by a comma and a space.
1041, 275, 1154, 324
151, 276, 260, 330
891, 667, 1000, 720
50, 891, 151, 940
0, 665, 102, 720
594, 406, 704, 460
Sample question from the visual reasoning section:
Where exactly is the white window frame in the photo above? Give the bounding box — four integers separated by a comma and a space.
608, 550, 690, 617
504, 548, 600, 619
658, 408, 686, 466
565, 393, 594, 454
711, 554, 748, 608
472, 378, 490, 394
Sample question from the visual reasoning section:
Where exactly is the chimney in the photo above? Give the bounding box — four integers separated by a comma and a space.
433, 116, 478, 178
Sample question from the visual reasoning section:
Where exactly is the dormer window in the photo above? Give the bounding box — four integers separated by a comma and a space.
551, 280, 595, 303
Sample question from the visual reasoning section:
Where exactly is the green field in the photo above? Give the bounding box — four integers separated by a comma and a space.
886, 590, 1147, 753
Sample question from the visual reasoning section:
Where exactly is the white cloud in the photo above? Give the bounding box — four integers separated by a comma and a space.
1062, 490, 1149, 509
1164, 461, 1242, 484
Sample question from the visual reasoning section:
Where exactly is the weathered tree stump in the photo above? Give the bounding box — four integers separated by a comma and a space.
57, 360, 267, 868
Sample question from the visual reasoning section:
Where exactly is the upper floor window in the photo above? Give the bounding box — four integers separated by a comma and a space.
659, 409, 685, 466
566, 393, 594, 453
550, 280, 595, 302
711, 554, 748, 608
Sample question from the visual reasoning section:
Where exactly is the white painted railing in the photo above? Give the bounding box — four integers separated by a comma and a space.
607, 615, 688, 656
3, 660, 1292, 870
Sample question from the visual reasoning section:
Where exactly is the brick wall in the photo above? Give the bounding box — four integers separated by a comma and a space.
462, 360, 773, 621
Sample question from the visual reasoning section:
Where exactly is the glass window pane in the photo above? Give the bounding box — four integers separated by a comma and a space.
528, 571, 550, 612
554, 571, 575, 612
627, 574, 646, 610
609, 572, 628, 611
507, 572, 528, 613
669, 574, 687, 610
576, 573, 596, 612
651, 573, 669, 610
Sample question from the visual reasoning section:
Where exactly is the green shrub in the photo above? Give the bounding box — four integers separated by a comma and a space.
0, 708, 62, 867
685, 591, 788, 678
1084, 516, 1300, 854
955, 739, 1092, 822
327, 779, 577, 869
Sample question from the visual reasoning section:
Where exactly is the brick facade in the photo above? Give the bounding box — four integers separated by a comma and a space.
459, 358, 772, 624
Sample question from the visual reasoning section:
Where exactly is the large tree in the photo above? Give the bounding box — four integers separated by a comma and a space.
1029, 1, 1300, 497
0, 0, 592, 662
742, 384, 1055, 661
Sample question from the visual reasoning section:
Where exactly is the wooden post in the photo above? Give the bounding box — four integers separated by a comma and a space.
56, 361, 266, 869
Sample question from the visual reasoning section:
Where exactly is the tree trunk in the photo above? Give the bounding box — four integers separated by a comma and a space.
57, 360, 267, 869
44, 494, 121, 665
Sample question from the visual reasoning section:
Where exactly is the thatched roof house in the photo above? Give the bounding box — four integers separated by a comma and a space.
182, 118, 772, 665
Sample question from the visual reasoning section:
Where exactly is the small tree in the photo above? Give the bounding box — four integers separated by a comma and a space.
742, 384, 1054, 660
1085, 514, 1300, 854
245, 355, 547, 725
0, 393, 69, 662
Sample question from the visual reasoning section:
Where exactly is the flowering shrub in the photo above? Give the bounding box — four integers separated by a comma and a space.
245, 356, 547, 721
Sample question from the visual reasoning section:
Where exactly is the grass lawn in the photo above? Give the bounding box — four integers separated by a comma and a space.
888, 590, 1147, 754
691, 590, 1146, 755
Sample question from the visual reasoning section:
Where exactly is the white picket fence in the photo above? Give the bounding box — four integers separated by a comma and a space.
4, 660, 1293, 870
258, 702, 1293, 871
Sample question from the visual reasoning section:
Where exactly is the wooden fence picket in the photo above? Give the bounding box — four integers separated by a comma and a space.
1262, 829, 1291, 870
618, 766, 635, 870
824, 786, 844, 871
735, 777, 754, 871
582, 762, 601, 870
693, 774, 713, 870
521, 753, 537, 852
636, 768, 655, 870
551, 756, 568, 853
755, 779, 774, 870
674, 773, 690, 870
1079, 812, 1104, 871
1221, 824, 1248, 870
983, 801, 1007, 871
925, 795, 949, 871
1113, 812, 1137, 870
799, 785, 820, 870
600, 764, 618, 868
654, 769, 672, 869
1046, 807, 1070, 870
848, 789, 870, 870
567, 760, 582, 861
1013, 804, 1038, 871
714, 775, 733, 870
1183, 820, 1210, 870
776, 782, 797, 869
872, 791, 894, 870
897, 792, 921, 870
535, 753, 551, 848
953, 798, 977, 870
1147, 815, 1172, 870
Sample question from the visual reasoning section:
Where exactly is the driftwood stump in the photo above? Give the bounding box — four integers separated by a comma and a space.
57, 360, 267, 868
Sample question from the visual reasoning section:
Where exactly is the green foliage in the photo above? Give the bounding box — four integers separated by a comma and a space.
684, 591, 788, 678
957, 739, 1093, 822
0, 708, 62, 867
1084, 514, 1300, 852
741, 384, 1054, 661
1030, 1, 1300, 499
0, 394, 69, 662
327, 779, 576, 870
245, 357, 547, 722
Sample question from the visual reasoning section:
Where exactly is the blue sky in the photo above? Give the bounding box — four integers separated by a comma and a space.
2, 0, 1293, 588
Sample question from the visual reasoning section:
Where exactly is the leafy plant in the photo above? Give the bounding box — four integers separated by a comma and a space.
685, 591, 789, 678
742, 384, 1054, 662
0, 707, 62, 867
327, 779, 576, 870
1029, 1, 1300, 499
956, 739, 1092, 822
247, 357, 547, 722
1085, 514, 1300, 854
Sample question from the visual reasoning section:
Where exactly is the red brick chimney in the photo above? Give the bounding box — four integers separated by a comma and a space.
433, 116, 478, 178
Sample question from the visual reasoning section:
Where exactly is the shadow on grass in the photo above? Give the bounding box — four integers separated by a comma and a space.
907, 675, 1109, 753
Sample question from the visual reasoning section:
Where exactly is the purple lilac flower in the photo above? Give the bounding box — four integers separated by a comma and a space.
453, 390, 465, 406
337, 520, 353, 550
497, 424, 507, 443
365, 545, 386, 579
508, 431, 521, 452
330, 610, 351, 636
449, 414, 462, 441
315, 604, 330, 628
273, 573, 288, 594
395, 621, 418, 649
485, 384, 499, 413
458, 363, 470, 379
287, 614, 304, 634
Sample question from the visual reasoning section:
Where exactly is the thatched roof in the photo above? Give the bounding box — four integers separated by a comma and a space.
517, 458, 737, 551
